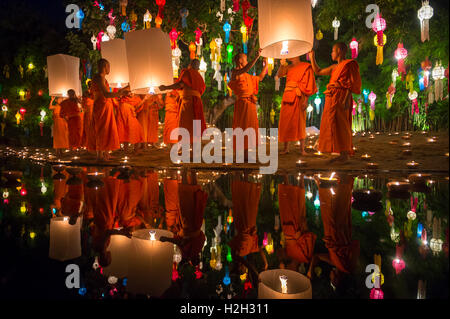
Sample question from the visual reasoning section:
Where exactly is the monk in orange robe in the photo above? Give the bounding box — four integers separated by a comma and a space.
60, 89, 83, 150
91, 59, 130, 161
277, 57, 317, 155
159, 59, 206, 145
309, 43, 362, 162
307, 174, 359, 292
137, 94, 163, 148
49, 97, 69, 156
61, 177, 84, 224
81, 83, 95, 152
278, 176, 316, 271
163, 87, 180, 146
51, 169, 68, 213
163, 177, 181, 235
137, 170, 163, 228
117, 94, 146, 152
117, 177, 144, 229
229, 50, 268, 153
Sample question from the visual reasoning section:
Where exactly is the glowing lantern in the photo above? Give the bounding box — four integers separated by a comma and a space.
392, 257, 405, 275
130, 10, 137, 30
40, 182, 47, 194
15, 112, 21, 125
314, 95, 321, 114
258, 0, 314, 58
258, 269, 312, 299
432, 61, 445, 102
332, 17, 340, 41
406, 70, 415, 93
124, 28, 173, 94
430, 217, 443, 255
311, 0, 318, 8
210, 40, 218, 65
28, 63, 34, 71
409, 91, 419, 115
47, 54, 81, 97
363, 89, 369, 103
172, 263, 179, 281
316, 30, 323, 41
313, 194, 320, 209
241, 25, 248, 54
143, 10, 152, 29
372, 14, 386, 46
20, 186, 27, 196
223, 266, 231, 286
306, 104, 313, 114
227, 209, 233, 224
386, 83, 395, 109
421, 57, 432, 87
18, 90, 25, 101
199, 57, 207, 81
180, 8, 189, 29
76, 9, 84, 29
2, 104, 7, 118
121, 20, 130, 33
20, 202, 27, 214
374, 34, 387, 66
227, 44, 234, 65
370, 288, 384, 299
265, 233, 274, 254
188, 42, 197, 60
91, 34, 97, 50
49, 217, 82, 261
155, 15, 162, 28
417, 223, 424, 238
215, 38, 223, 63
418, 1, 433, 42
349, 38, 358, 59
223, 21, 231, 43
169, 28, 178, 49
106, 25, 116, 40
368, 91, 376, 110
394, 43, 408, 77
119, 0, 127, 16
101, 39, 129, 89
156, 0, 166, 19
226, 245, 232, 262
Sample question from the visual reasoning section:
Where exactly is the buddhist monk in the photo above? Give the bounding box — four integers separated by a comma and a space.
163, 83, 180, 146
117, 93, 147, 152
81, 81, 95, 152
278, 175, 316, 272
229, 49, 268, 156
49, 97, 69, 156
91, 59, 130, 161
116, 175, 144, 230
136, 170, 163, 228
61, 176, 84, 225
159, 59, 206, 146
309, 43, 362, 163
277, 57, 317, 155
163, 173, 181, 235
51, 168, 68, 214
60, 89, 83, 151
136, 94, 164, 149
307, 174, 360, 295
160, 169, 208, 266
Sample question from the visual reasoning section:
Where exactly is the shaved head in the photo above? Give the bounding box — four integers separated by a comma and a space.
190, 59, 200, 70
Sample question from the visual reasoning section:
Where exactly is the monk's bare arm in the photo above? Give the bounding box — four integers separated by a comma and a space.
309, 51, 336, 76
93, 74, 127, 98
159, 80, 184, 92
276, 63, 288, 78
231, 48, 263, 80
258, 59, 269, 82
49, 97, 56, 110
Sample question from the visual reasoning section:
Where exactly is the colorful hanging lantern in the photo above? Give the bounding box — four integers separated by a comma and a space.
233, 0, 240, 12
178, 8, 189, 29
19, 108, 26, 120
189, 42, 197, 60
316, 30, 323, 41
419, 69, 425, 91
394, 43, 408, 77
91, 34, 98, 50
223, 21, 231, 43
195, 28, 203, 57
374, 34, 387, 65
421, 57, 432, 87
121, 20, 130, 33
76, 9, 84, 29
372, 14, 386, 46
370, 288, 384, 299
223, 266, 231, 286
368, 91, 376, 110
210, 40, 217, 64
314, 194, 320, 209
227, 44, 234, 65
156, 0, 166, 19
15, 111, 21, 125
314, 95, 321, 114
215, 38, 223, 63
349, 38, 358, 59
155, 16, 162, 28
106, 25, 117, 40
418, 1, 433, 42
386, 83, 395, 109
240, 25, 248, 54
363, 89, 370, 103
130, 10, 137, 30
213, 63, 222, 90
406, 70, 415, 93
332, 17, 340, 41
392, 69, 399, 87
432, 61, 445, 102
169, 28, 178, 49
267, 58, 274, 76
199, 57, 207, 81
40, 109, 46, 122
143, 10, 152, 29
119, 0, 127, 16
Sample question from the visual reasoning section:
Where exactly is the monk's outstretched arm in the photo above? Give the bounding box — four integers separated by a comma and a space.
49, 97, 56, 110
159, 81, 184, 92
93, 74, 129, 98
231, 48, 263, 80
258, 58, 269, 82
309, 51, 335, 76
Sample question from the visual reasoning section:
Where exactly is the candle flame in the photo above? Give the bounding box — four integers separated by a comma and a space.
279, 275, 288, 294
330, 172, 336, 180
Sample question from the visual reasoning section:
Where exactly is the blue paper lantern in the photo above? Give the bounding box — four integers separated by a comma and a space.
223, 21, 231, 43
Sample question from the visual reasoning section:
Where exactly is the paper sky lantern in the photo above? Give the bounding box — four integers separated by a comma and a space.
258, 269, 312, 299
418, 1, 433, 42
101, 39, 129, 88
432, 61, 445, 101
258, 0, 314, 59
372, 14, 386, 46
49, 217, 82, 261
349, 38, 358, 59
374, 34, 387, 65
223, 21, 231, 43
394, 43, 408, 76
102, 235, 132, 278
127, 229, 174, 296
125, 28, 173, 94
332, 17, 340, 40
47, 54, 81, 97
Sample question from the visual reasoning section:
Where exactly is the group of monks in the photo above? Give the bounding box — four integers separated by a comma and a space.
49, 42, 361, 163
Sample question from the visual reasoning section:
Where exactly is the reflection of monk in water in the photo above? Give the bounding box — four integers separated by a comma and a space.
308, 174, 359, 294
117, 174, 144, 229
160, 169, 208, 266
278, 175, 316, 272
136, 170, 164, 229
163, 171, 181, 235
61, 176, 84, 225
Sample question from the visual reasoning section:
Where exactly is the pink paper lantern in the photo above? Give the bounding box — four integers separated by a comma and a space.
395, 43, 408, 76
349, 38, 358, 59
372, 14, 386, 46
392, 258, 405, 275
370, 288, 384, 299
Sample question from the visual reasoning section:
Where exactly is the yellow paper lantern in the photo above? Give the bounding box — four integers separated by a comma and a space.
101, 39, 130, 88
374, 34, 387, 66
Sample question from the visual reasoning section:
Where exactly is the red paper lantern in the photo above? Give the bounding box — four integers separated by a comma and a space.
20, 187, 27, 196
19, 108, 26, 116
194, 28, 203, 44
156, 0, 166, 18
372, 14, 386, 47
169, 28, 178, 49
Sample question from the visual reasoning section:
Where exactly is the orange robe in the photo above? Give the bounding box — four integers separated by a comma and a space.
60, 99, 83, 149
51, 105, 69, 149
52, 171, 68, 210
178, 183, 208, 260
279, 63, 317, 143
117, 96, 144, 144
137, 172, 161, 224
61, 183, 84, 219
138, 95, 162, 143
228, 73, 260, 150
177, 68, 207, 142
91, 80, 120, 151
279, 184, 316, 263
163, 90, 180, 144
318, 60, 361, 154
82, 96, 95, 151
163, 178, 181, 234
117, 178, 144, 228
229, 180, 261, 257
319, 177, 360, 273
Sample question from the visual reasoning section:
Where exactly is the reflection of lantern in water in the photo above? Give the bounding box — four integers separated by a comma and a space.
392, 258, 405, 275
49, 217, 82, 261
258, 269, 312, 299
102, 234, 132, 278
370, 288, 384, 299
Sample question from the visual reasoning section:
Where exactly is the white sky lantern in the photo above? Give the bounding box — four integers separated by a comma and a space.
258, 0, 314, 59
125, 28, 173, 94
49, 217, 82, 261
102, 234, 132, 278
258, 269, 312, 299
127, 229, 174, 297
47, 54, 81, 98
101, 39, 129, 88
